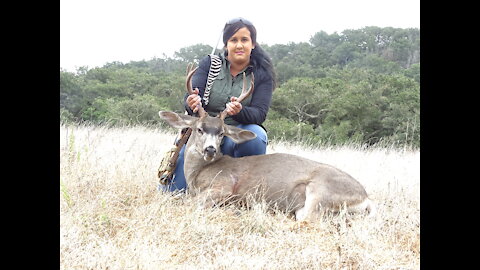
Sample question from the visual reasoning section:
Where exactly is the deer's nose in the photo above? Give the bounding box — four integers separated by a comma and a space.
204, 146, 216, 157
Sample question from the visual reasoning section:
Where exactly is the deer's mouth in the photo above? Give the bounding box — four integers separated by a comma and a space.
203, 146, 217, 162
204, 155, 215, 162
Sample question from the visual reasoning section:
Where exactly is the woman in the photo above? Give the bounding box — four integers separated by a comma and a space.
161, 17, 276, 192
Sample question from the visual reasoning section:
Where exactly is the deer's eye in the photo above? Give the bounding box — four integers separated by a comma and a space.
197, 128, 203, 135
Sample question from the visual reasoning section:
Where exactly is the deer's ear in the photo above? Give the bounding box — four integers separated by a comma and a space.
159, 111, 197, 129
224, 125, 257, 144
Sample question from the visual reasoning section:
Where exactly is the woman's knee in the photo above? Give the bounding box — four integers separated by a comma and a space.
239, 124, 267, 143
234, 124, 268, 157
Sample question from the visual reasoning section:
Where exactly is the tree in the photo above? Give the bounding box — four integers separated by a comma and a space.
330, 42, 361, 66
309, 31, 341, 53
173, 44, 213, 64
271, 77, 338, 140
60, 70, 82, 115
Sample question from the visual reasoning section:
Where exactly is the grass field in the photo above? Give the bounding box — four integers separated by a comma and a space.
60, 124, 420, 269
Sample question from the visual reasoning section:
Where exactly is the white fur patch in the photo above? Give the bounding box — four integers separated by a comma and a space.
348, 198, 376, 217
204, 134, 218, 151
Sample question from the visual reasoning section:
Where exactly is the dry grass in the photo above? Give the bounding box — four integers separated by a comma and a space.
60, 124, 420, 270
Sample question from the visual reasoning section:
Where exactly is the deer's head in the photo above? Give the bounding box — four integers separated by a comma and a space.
159, 63, 256, 162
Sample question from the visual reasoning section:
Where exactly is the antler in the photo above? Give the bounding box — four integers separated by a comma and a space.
185, 63, 207, 118
219, 72, 255, 120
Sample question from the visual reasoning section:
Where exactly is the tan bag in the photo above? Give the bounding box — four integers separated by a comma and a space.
157, 128, 191, 185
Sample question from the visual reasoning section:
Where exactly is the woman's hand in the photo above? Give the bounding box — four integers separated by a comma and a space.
225, 96, 243, 116
186, 88, 201, 113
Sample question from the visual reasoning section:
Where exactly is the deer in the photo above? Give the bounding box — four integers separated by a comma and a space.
158, 64, 375, 222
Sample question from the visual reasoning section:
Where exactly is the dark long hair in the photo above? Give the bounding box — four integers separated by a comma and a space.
223, 19, 277, 90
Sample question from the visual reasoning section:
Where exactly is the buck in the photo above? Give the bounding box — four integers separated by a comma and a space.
158, 65, 375, 222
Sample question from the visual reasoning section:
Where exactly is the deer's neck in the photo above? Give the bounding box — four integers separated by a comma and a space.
183, 142, 223, 193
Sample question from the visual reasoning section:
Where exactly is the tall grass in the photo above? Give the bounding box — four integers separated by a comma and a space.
60, 124, 419, 269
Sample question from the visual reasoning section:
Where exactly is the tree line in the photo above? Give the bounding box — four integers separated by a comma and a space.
60, 26, 420, 148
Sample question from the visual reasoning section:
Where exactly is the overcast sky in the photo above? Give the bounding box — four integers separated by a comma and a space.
60, 0, 420, 72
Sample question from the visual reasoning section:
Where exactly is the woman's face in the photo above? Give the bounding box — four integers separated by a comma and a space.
226, 27, 255, 66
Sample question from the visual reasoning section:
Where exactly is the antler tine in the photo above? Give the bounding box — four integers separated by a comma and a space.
186, 62, 193, 74
219, 72, 255, 120
185, 63, 199, 95
237, 72, 255, 103
185, 63, 207, 118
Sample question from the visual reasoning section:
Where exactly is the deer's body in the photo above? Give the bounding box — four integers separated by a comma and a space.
158, 64, 375, 222
188, 150, 371, 216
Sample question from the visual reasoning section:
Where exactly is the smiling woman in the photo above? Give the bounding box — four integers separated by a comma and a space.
159, 17, 277, 192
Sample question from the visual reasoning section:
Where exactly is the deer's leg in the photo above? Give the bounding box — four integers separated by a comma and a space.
197, 188, 237, 209
294, 183, 321, 222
